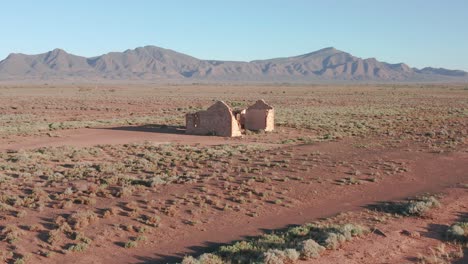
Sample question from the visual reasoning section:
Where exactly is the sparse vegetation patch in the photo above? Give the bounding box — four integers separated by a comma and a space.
183, 222, 368, 263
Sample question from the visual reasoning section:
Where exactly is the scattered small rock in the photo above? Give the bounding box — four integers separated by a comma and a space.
400, 229, 420, 238
372, 228, 387, 237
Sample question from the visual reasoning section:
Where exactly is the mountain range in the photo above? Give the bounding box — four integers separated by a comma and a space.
0, 46, 466, 83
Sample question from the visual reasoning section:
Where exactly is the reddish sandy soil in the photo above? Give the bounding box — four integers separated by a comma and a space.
5, 131, 467, 264
89, 148, 467, 263
0, 127, 243, 150
0, 84, 466, 264
307, 187, 468, 264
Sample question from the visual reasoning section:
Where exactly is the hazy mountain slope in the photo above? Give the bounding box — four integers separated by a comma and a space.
0, 46, 466, 82
87, 46, 206, 79
0, 49, 94, 79
416, 67, 467, 77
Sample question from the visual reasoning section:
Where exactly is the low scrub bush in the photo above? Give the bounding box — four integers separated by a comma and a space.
417, 243, 464, 264
263, 248, 299, 264
446, 222, 467, 243
299, 239, 325, 259
1, 225, 24, 244
69, 210, 99, 230
67, 242, 89, 252
183, 222, 367, 263
181, 253, 223, 264
369, 196, 440, 216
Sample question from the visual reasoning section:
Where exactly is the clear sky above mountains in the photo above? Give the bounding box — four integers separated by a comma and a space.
1, 0, 467, 70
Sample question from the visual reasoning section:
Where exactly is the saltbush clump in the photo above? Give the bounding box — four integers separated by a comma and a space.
308, 223, 368, 250
263, 248, 299, 264
181, 256, 198, 264
405, 196, 440, 216
446, 222, 467, 243
299, 239, 325, 259
181, 253, 223, 264
69, 210, 99, 230
184, 222, 367, 263
370, 196, 441, 217
67, 242, 89, 252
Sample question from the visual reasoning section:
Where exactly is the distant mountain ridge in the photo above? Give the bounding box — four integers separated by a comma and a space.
0, 46, 466, 83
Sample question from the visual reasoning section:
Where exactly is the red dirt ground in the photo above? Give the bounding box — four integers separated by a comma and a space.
0, 84, 466, 264
7, 129, 466, 264
0, 127, 242, 150
307, 187, 468, 264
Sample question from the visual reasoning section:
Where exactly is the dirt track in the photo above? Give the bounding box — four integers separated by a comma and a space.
0, 127, 236, 151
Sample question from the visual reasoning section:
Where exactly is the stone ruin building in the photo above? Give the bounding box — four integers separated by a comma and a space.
185, 99, 274, 137
185, 101, 242, 137
245, 99, 274, 132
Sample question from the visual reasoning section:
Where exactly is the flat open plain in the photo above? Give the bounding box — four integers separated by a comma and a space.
0, 84, 466, 263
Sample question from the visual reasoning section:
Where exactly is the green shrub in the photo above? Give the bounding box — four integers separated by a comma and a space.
218, 240, 258, 262
287, 226, 309, 237
124, 241, 137, 248
67, 242, 88, 252
258, 234, 286, 248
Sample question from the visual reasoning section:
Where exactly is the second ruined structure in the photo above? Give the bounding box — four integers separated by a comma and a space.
185, 99, 274, 137
245, 99, 274, 132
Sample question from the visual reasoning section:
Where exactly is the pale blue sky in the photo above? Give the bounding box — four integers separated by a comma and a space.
1, 0, 467, 70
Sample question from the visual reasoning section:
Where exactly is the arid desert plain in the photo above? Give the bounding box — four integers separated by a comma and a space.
0, 83, 466, 264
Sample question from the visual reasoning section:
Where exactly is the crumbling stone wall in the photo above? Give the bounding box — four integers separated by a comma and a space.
185, 99, 274, 137
186, 101, 242, 137
233, 109, 246, 129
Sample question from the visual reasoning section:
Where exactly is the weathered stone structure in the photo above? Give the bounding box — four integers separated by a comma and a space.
185, 101, 242, 137
245, 99, 274, 132
185, 99, 274, 137
233, 109, 246, 129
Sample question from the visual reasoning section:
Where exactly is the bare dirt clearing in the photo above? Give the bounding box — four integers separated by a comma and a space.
0, 84, 466, 263
0, 126, 245, 151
